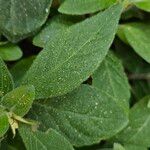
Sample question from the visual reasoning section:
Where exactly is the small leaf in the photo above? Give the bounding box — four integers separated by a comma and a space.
118, 23, 150, 63
114, 95, 150, 147
0, 0, 53, 42
0, 57, 14, 99
0, 108, 9, 138
22, 4, 123, 99
0, 43, 22, 61
92, 52, 130, 114
58, 0, 117, 15
1, 85, 35, 117
19, 125, 74, 150
29, 85, 128, 146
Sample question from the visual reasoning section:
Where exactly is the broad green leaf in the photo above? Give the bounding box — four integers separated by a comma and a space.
29, 85, 128, 146
22, 4, 122, 99
130, 0, 150, 12
0, 43, 22, 61
58, 0, 117, 15
114, 95, 150, 147
118, 23, 150, 63
92, 52, 130, 114
10, 56, 35, 87
0, 0, 53, 42
0, 57, 14, 99
1, 85, 35, 117
0, 108, 9, 138
19, 125, 74, 150
33, 15, 75, 47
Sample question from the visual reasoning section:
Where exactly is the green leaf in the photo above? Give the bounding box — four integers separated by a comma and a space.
10, 56, 35, 87
117, 26, 129, 45
0, 43, 22, 61
29, 85, 128, 146
114, 40, 150, 101
58, 0, 117, 15
22, 4, 123, 99
92, 52, 130, 114
114, 95, 150, 147
19, 125, 74, 150
113, 143, 125, 150
114, 39, 150, 74
113, 143, 147, 150
118, 23, 150, 63
132, 81, 150, 101
130, 0, 150, 12
0, 108, 9, 138
123, 144, 147, 150
0, 57, 14, 99
33, 15, 75, 47
1, 85, 35, 117
0, 0, 53, 42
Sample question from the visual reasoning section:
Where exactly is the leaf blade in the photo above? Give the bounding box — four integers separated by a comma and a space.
92, 52, 130, 114
1, 85, 35, 117
19, 125, 74, 150
22, 4, 123, 99
0, 108, 9, 138
0, 57, 14, 99
0, 0, 53, 42
28, 85, 128, 146
114, 95, 150, 147
59, 0, 117, 15
0, 43, 22, 61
